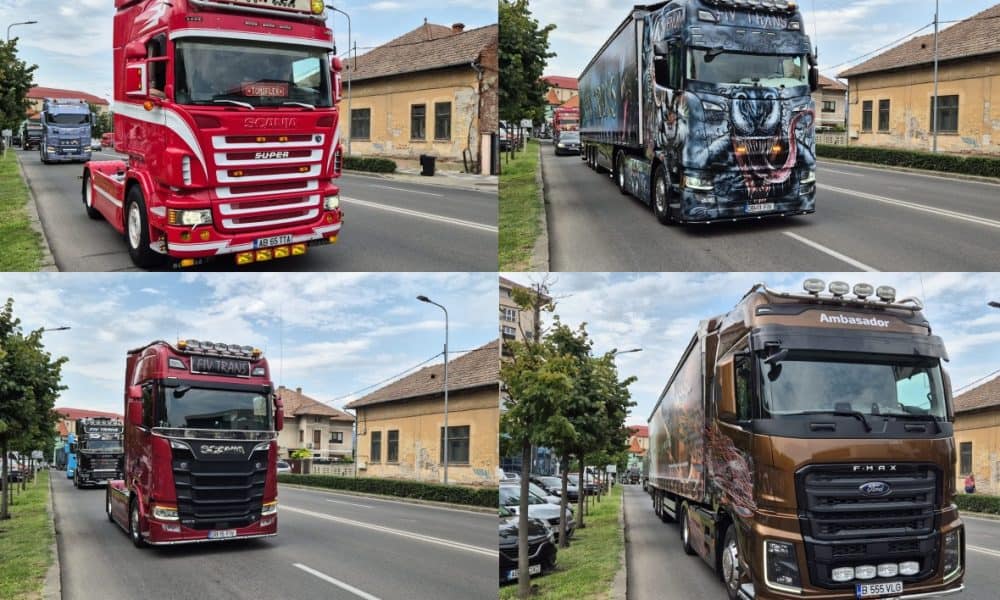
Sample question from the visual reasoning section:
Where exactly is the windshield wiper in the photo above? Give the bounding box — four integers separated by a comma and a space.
282, 102, 315, 110
213, 99, 255, 110
793, 409, 872, 432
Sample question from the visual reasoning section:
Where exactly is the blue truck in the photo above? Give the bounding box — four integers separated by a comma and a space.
64, 433, 77, 479
40, 98, 93, 164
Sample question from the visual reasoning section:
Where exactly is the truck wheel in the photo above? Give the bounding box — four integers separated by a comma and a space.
129, 499, 147, 548
652, 165, 675, 226
680, 504, 696, 555
106, 489, 114, 522
721, 525, 740, 600
82, 172, 103, 220
615, 153, 628, 195
125, 186, 162, 269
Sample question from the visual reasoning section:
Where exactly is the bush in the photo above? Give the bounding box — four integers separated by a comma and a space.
344, 155, 397, 173
816, 144, 1000, 178
278, 473, 497, 507
956, 493, 1000, 515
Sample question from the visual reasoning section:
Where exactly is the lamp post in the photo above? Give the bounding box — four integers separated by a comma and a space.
326, 4, 352, 156
417, 295, 449, 484
989, 302, 1000, 309
931, 0, 940, 153
6, 20, 37, 43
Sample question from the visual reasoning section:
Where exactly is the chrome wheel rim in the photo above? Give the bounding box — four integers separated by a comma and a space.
618, 158, 625, 188
128, 204, 142, 249
682, 511, 689, 544
722, 537, 739, 591
655, 174, 667, 214
85, 181, 92, 207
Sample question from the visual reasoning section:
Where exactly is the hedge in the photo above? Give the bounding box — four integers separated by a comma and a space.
343, 156, 397, 173
278, 473, 497, 507
956, 493, 1000, 515
816, 144, 1000, 179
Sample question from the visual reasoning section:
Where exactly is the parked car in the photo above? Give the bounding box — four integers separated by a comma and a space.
499, 128, 511, 152
568, 473, 599, 496
500, 484, 575, 541
554, 131, 581, 155
91, 138, 102, 151
528, 481, 562, 505
501, 471, 520, 483
531, 475, 580, 502
499, 505, 557, 585
276, 460, 292, 474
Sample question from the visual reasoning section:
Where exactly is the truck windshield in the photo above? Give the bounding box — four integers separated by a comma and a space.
758, 352, 947, 419
157, 387, 271, 430
688, 50, 807, 88
81, 439, 122, 452
175, 39, 332, 108
46, 113, 90, 125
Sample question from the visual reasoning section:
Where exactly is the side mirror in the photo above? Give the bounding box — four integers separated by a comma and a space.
124, 41, 147, 61
274, 395, 285, 432
128, 385, 142, 401
330, 57, 343, 104
942, 369, 954, 420
809, 66, 819, 93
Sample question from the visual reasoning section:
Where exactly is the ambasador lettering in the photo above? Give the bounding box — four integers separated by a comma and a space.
820, 313, 890, 328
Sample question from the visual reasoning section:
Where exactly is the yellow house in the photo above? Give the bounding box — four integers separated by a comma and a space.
839, 3, 1000, 153
953, 375, 1000, 495
345, 340, 500, 486
340, 21, 498, 172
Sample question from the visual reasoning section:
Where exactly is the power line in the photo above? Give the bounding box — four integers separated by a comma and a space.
326, 351, 444, 405
954, 368, 1000, 394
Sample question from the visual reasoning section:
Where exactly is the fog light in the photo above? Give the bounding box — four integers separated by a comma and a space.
877, 563, 898, 578
262, 500, 278, 516
199, 230, 210, 241
291, 243, 307, 256
179, 258, 196, 268
180, 231, 191, 241
899, 561, 919, 575
854, 565, 876, 580
260, 517, 274, 528
324, 194, 340, 210
831, 567, 854, 582
152, 504, 179, 521
236, 251, 254, 265
328, 235, 338, 244
162, 523, 181, 533
274, 246, 290, 259
255, 249, 273, 262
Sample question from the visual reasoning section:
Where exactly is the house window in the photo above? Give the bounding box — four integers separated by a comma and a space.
387, 430, 399, 463
878, 99, 890, 132
861, 101, 873, 131
822, 100, 836, 113
502, 307, 517, 322
329, 431, 343, 444
351, 108, 370, 140
960, 441, 972, 476
370, 431, 381, 462
313, 429, 321, 447
502, 325, 517, 339
930, 95, 959, 133
434, 102, 451, 140
440, 425, 470, 464
411, 104, 426, 140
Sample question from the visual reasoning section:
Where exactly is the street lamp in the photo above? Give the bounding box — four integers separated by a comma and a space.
417, 295, 449, 485
989, 301, 1000, 309
41, 326, 71, 332
326, 4, 352, 156
611, 348, 642, 356
6, 20, 37, 43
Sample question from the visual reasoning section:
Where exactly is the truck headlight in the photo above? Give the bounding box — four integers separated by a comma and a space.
152, 504, 179, 521
764, 540, 801, 590
167, 209, 212, 226
684, 174, 714, 191
801, 169, 816, 184
943, 529, 961, 578
324, 195, 340, 210
261, 500, 278, 516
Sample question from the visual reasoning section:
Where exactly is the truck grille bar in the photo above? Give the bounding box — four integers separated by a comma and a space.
171, 446, 268, 530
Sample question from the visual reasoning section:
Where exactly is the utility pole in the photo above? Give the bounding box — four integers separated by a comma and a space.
932, 0, 940, 153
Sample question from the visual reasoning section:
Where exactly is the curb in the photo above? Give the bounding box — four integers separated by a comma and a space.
278, 482, 496, 514
344, 169, 498, 194
13, 151, 59, 271
530, 142, 550, 272
612, 486, 627, 600
817, 156, 1000, 186
43, 472, 61, 600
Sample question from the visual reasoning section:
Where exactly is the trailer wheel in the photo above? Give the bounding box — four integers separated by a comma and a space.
652, 164, 675, 225
615, 152, 628, 195
129, 499, 147, 548
125, 186, 163, 269
721, 525, 740, 600
680, 503, 696, 555
82, 171, 102, 220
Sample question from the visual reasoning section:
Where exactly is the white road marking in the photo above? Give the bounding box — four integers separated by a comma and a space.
819, 183, 1000, 230
341, 196, 497, 233
819, 167, 864, 177
282, 504, 498, 557
817, 160, 1000, 188
293, 563, 382, 600
326, 498, 372, 508
372, 184, 444, 197
968, 544, 1000, 559
782, 232, 880, 272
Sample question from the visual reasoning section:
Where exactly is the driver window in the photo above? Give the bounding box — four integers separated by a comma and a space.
654, 42, 684, 90
734, 353, 752, 421
147, 34, 167, 99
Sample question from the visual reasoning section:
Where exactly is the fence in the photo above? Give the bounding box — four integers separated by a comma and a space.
817, 133, 847, 146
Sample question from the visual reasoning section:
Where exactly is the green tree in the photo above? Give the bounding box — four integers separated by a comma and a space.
0, 39, 38, 133
89, 105, 113, 138
499, 0, 555, 149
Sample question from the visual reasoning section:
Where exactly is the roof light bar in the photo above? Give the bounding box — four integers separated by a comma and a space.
828, 281, 850, 297
177, 339, 262, 358
876, 286, 897, 303
803, 278, 825, 295
853, 283, 874, 299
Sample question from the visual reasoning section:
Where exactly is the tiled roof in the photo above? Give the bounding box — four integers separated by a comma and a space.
545, 88, 561, 105
28, 86, 109, 105
54, 407, 122, 420
839, 3, 1000, 78
348, 23, 497, 82
559, 96, 579, 109
277, 386, 354, 421
954, 375, 1000, 414
346, 340, 499, 409
629, 425, 649, 437
628, 437, 646, 454
542, 75, 578, 90
818, 74, 847, 91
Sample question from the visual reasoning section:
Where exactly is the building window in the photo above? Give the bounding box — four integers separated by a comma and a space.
878, 99, 890, 132
861, 101, 873, 132
370, 431, 381, 462
822, 100, 836, 113
351, 108, 370, 140
313, 429, 321, 447
440, 425, 470, 464
930, 95, 959, 133
502, 307, 517, 322
387, 430, 399, 463
411, 104, 426, 140
329, 431, 343, 444
502, 325, 517, 339
434, 102, 451, 140
960, 441, 972, 476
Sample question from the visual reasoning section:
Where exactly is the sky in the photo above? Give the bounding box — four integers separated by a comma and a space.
501, 272, 1000, 426
0, 272, 498, 416
531, 0, 999, 81
0, 0, 497, 102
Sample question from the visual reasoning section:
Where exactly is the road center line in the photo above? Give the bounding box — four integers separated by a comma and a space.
967, 544, 1000, 559
782, 232, 880, 272
282, 504, 498, 557
326, 498, 372, 508
341, 196, 497, 233
293, 563, 382, 600
818, 183, 1000, 230
372, 184, 444, 197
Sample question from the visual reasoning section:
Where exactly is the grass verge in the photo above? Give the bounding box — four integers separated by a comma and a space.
501, 486, 623, 599
499, 141, 542, 271
0, 470, 54, 600
0, 150, 44, 271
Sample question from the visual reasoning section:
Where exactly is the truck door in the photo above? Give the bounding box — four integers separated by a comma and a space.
651, 40, 684, 153
713, 340, 756, 510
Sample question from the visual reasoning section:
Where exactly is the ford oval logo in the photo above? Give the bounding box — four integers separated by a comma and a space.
859, 481, 891, 496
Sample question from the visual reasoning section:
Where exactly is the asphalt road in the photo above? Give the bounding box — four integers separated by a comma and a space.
51, 474, 497, 600
16, 149, 497, 272
622, 484, 999, 600
541, 142, 1000, 271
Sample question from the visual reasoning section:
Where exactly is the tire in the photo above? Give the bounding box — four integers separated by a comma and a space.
680, 504, 696, 555
124, 186, 162, 269
106, 489, 114, 522
129, 499, 147, 548
82, 171, 102, 220
615, 152, 628, 195
720, 524, 741, 600
652, 164, 675, 225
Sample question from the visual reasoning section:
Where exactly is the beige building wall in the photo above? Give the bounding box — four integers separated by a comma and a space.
813, 88, 846, 128
954, 410, 1000, 495
846, 55, 1000, 153
354, 389, 499, 486
499, 281, 538, 344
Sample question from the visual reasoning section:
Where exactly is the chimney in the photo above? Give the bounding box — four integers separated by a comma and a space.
452, 22, 465, 33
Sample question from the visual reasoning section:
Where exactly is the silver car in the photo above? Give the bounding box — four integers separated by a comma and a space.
500, 484, 575, 541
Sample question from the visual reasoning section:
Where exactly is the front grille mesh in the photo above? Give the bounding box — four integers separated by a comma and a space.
172, 447, 268, 530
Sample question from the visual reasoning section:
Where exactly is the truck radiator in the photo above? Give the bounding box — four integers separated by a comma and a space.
171, 446, 268, 530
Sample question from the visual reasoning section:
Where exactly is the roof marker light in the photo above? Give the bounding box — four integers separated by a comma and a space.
803, 278, 825, 295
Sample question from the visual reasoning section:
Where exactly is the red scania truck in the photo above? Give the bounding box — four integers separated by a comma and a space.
83, 0, 344, 269
107, 339, 284, 547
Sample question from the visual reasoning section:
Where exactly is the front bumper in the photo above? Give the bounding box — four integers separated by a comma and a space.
675, 185, 815, 224
43, 147, 91, 161
143, 513, 278, 546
